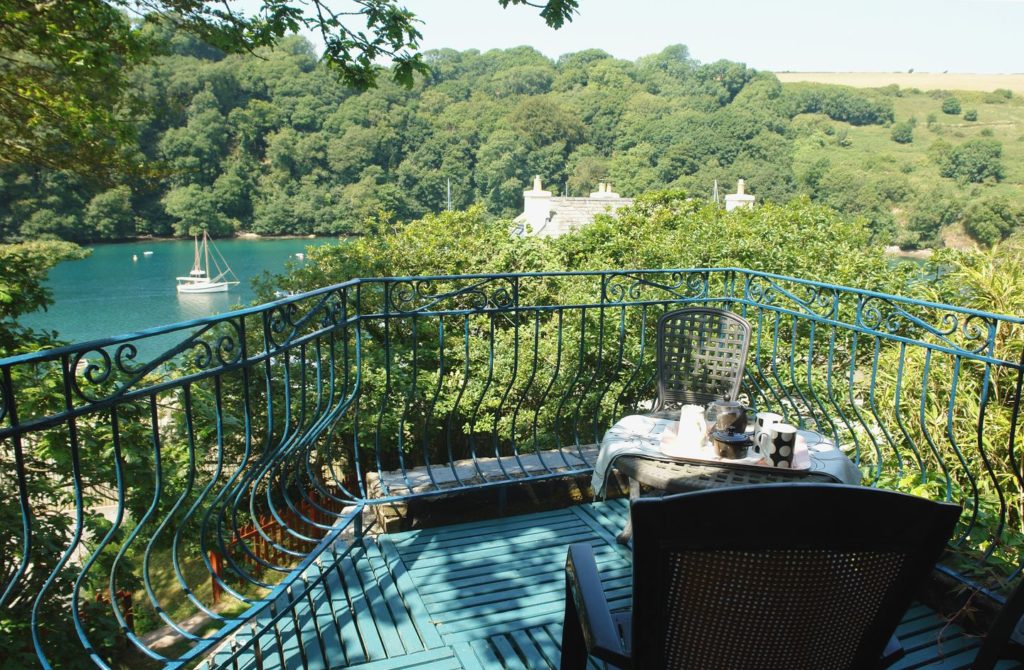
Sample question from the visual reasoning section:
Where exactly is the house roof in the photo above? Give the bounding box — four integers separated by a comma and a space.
515, 196, 634, 237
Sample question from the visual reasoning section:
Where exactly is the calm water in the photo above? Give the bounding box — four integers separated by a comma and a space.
21, 237, 337, 347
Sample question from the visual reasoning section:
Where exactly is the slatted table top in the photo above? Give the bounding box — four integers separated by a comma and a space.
212, 499, 1010, 669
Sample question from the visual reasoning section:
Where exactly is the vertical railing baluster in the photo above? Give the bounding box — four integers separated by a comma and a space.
441, 315, 471, 486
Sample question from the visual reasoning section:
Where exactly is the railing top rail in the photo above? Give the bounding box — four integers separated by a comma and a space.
3, 267, 1021, 369
0, 277, 362, 367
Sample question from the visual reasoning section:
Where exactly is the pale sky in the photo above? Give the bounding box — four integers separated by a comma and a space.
237, 0, 1024, 73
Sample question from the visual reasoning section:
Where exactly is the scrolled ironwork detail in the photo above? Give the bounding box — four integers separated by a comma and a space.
604, 271, 709, 305
389, 277, 515, 314
857, 296, 994, 354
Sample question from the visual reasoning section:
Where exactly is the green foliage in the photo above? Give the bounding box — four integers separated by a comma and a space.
942, 96, 961, 115
784, 83, 895, 125
0, 241, 89, 350
84, 186, 136, 239
162, 184, 236, 236
984, 88, 1013, 103
905, 189, 962, 248
0, 1, 144, 178
4, 34, 799, 242
961, 196, 1022, 246
963, 108, 978, 122
890, 120, 914, 144
934, 139, 1004, 184
0, 1, 577, 180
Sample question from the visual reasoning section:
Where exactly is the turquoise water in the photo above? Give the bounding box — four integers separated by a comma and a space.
21, 237, 337, 347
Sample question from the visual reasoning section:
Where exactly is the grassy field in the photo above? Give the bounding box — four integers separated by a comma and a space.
779, 78, 1024, 248
776, 72, 1024, 94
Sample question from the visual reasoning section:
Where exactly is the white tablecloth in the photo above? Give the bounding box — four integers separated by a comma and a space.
592, 414, 863, 498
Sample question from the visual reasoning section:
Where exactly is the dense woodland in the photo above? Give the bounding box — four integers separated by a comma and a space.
6, 21, 1019, 248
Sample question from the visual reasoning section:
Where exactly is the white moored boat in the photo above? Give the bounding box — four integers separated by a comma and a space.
176, 231, 240, 294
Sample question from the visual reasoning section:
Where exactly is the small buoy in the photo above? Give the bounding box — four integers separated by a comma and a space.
132, 255, 138, 261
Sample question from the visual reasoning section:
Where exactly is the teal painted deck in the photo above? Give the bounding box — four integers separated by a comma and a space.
213, 499, 1006, 669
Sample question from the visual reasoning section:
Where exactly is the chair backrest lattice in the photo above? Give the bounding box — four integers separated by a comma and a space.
656, 307, 752, 410
630, 484, 961, 670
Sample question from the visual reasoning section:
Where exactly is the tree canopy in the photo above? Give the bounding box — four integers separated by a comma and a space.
0, 0, 578, 176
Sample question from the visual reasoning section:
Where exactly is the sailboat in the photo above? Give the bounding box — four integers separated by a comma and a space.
175, 231, 240, 294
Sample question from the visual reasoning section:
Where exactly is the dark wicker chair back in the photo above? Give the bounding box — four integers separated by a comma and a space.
655, 307, 752, 411
627, 484, 961, 669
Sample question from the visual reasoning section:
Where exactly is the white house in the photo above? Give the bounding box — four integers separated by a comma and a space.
515, 177, 756, 237
514, 176, 633, 238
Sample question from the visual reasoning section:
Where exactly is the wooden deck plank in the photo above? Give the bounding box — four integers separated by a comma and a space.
346, 646, 463, 669
509, 629, 552, 669
363, 539, 427, 656
337, 546, 389, 661
318, 551, 367, 667
489, 635, 528, 670
450, 642, 485, 670
349, 543, 409, 658
396, 517, 584, 558
376, 535, 446, 650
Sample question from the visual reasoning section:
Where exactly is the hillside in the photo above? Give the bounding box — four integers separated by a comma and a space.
1, 27, 1021, 250
776, 72, 1024, 94
781, 81, 1024, 248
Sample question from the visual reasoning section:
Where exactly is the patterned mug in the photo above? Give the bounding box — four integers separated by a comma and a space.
752, 412, 783, 453
756, 423, 798, 468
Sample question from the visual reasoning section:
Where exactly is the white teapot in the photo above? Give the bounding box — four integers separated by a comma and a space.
667, 404, 708, 457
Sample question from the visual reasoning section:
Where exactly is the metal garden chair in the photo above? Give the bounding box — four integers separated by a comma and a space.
613, 307, 753, 543
651, 306, 752, 415
561, 484, 962, 670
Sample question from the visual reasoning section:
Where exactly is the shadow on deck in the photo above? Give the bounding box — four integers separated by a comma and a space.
210, 499, 997, 670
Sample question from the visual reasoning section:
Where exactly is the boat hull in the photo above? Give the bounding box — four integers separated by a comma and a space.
177, 282, 231, 294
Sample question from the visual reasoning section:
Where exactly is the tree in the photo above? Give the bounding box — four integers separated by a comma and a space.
0, 0, 578, 177
942, 96, 961, 115
84, 186, 136, 239
162, 184, 235, 236
890, 121, 914, 144
963, 109, 978, 122
962, 197, 1022, 246
935, 139, 1004, 184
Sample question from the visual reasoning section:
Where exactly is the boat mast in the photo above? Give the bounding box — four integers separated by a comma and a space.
192, 235, 201, 274
204, 230, 211, 279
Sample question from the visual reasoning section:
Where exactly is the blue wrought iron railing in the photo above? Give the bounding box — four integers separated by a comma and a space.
1, 268, 1022, 668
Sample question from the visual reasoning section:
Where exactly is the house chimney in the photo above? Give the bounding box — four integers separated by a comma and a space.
725, 179, 755, 211
590, 181, 619, 199
523, 175, 552, 233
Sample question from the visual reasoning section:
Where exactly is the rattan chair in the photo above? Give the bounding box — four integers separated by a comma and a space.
561, 484, 962, 670
652, 307, 752, 415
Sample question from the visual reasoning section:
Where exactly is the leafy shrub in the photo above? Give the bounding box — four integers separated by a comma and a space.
963, 109, 978, 122
983, 88, 1013, 103
785, 83, 894, 125
961, 197, 1022, 246
942, 97, 961, 115
907, 190, 961, 247
934, 139, 1004, 183
981, 128, 994, 137
890, 121, 914, 144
